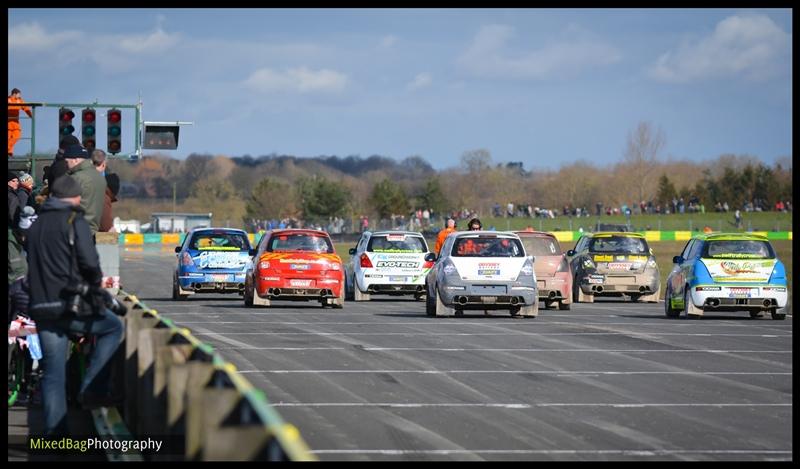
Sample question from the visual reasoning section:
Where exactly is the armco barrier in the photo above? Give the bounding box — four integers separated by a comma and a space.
117, 290, 316, 461
120, 231, 793, 245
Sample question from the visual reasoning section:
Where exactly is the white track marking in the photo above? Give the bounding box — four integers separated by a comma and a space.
271, 402, 790, 408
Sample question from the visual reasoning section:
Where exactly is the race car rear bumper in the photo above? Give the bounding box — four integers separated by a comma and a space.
439, 282, 537, 310
579, 272, 659, 296
691, 285, 788, 311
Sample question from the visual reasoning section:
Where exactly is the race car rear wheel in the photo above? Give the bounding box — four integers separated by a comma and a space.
558, 300, 571, 310
353, 275, 371, 302
771, 309, 786, 320
173, 277, 188, 301
517, 301, 539, 318
329, 289, 345, 309
425, 288, 436, 317
573, 277, 593, 303
683, 287, 703, 318
664, 288, 680, 318
434, 287, 453, 317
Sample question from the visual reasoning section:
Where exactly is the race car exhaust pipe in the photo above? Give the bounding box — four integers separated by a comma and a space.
639, 286, 647, 293
763, 299, 772, 308
272, 288, 281, 297
707, 299, 719, 308
457, 296, 468, 305
548, 291, 556, 299
191, 283, 198, 290
510, 296, 520, 305
238, 283, 245, 291
416, 285, 424, 292
595, 286, 603, 293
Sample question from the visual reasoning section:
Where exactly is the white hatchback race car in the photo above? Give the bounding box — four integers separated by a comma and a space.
425, 231, 539, 317
345, 231, 433, 301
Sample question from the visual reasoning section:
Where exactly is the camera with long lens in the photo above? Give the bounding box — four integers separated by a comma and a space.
63, 281, 91, 316
100, 289, 128, 317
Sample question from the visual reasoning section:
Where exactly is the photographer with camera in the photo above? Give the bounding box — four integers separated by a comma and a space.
26, 175, 124, 436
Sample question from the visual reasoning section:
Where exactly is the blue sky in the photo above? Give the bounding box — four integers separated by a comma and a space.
8, 8, 792, 170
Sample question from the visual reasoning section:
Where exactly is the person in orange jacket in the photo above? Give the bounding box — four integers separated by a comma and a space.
434, 218, 457, 255
8, 88, 33, 157
458, 218, 484, 255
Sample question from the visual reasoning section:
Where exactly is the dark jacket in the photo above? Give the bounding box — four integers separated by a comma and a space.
26, 198, 102, 321
8, 185, 20, 228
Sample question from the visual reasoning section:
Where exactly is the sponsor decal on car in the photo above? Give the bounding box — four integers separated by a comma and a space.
376, 261, 419, 268
290, 279, 313, 287
728, 287, 756, 298
702, 258, 775, 283
587, 274, 604, 284
607, 262, 632, 270
594, 255, 613, 262
478, 262, 500, 276
193, 251, 249, 269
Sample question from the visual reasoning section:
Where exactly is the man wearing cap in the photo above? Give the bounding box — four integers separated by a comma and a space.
63, 143, 106, 235
26, 175, 123, 435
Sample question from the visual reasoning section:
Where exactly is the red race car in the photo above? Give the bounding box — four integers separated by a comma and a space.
515, 230, 573, 310
244, 229, 345, 308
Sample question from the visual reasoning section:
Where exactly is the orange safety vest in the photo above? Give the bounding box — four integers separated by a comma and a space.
8, 96, 32, 124
434, 227, 457, 254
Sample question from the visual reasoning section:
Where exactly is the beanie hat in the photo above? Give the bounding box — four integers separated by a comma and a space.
63, 144, 88, 159
18, 172, 33, 185
8, 171, 19, 182
46, 159, 70, 188
50, 174, 82, 198
59, 134, 81, 150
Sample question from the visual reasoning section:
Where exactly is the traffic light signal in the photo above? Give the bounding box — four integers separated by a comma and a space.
107, 108, 122, 154
58, 107, 75, 146
81, 108, 96, 151
143, 124, 180, 150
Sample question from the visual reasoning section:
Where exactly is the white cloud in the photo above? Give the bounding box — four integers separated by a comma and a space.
244, 67, 349, 93
648, 14, 791, 83
119, 27, 180, 53
456, 24, 621, 80
8, 22, 82, 51
380, 35, 398, 48
407, 72, 432, 90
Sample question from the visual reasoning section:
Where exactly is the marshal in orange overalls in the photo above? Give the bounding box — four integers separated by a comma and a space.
8, 93, 33, 157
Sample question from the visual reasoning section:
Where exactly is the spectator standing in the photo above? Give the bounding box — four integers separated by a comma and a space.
434, 218, 457, 255
734, 209, 742, 229
64, 144, 106, 235
26, 175, 124, 435
8, 88, 33, 157
16, 172, 34, 209
8, 171, 20, 227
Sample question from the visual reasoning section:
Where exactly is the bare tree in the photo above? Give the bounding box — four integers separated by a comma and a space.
624, 121, 665, 203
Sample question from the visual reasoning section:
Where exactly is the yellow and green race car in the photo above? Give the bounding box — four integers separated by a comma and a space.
567, 232, 660, 303
665, 233, 788, 319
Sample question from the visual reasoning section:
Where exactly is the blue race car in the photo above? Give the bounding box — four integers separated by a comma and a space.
172, 228, 253, 300
664, 233, 788, 320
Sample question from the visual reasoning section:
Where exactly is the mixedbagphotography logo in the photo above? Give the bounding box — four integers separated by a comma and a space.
28, 436, 164, 455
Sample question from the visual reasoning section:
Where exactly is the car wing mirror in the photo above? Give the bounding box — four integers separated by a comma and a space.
249, 249, 257, 257
424, 252, 437, 262
528, 255, 535, 262
566, 250, 576, 257
348, 248, 356, 255
672, 256, 682, 264
174, 246, 181, 253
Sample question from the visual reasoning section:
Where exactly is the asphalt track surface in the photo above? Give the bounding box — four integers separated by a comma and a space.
121, 247, 792, 461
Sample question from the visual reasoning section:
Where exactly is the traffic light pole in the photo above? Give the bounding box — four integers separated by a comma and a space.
8, 101, 143, 179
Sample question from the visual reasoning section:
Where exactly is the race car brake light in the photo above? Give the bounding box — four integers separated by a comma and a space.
180, 252, 194, 266
330, 262, 341, 271
423, 259, 434, 269
360, 253, 373, 268
556, 256, 570, 272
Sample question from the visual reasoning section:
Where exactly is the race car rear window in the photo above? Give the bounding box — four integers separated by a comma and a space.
268, 234, 334, 254
451, 237, 524, 257
367, 235, 426, 253
521, 237, 560, 256
189, 232, 250, 251
703, 240, 775, 259
588, 236, 648, 254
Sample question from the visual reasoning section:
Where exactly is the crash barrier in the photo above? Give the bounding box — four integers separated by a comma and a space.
116, 289, 316, 461
119, 231, 794, 245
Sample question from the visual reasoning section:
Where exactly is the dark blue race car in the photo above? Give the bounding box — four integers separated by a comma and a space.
172, 228, 253, 300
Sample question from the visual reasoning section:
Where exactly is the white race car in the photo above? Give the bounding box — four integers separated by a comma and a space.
425, 231, 539, 317
345, 231, 433, 301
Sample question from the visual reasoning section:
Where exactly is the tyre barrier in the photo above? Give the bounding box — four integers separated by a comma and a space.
117, 289, 316, 461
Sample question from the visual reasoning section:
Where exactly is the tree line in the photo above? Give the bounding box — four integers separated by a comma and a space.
108, 122, 792, 227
